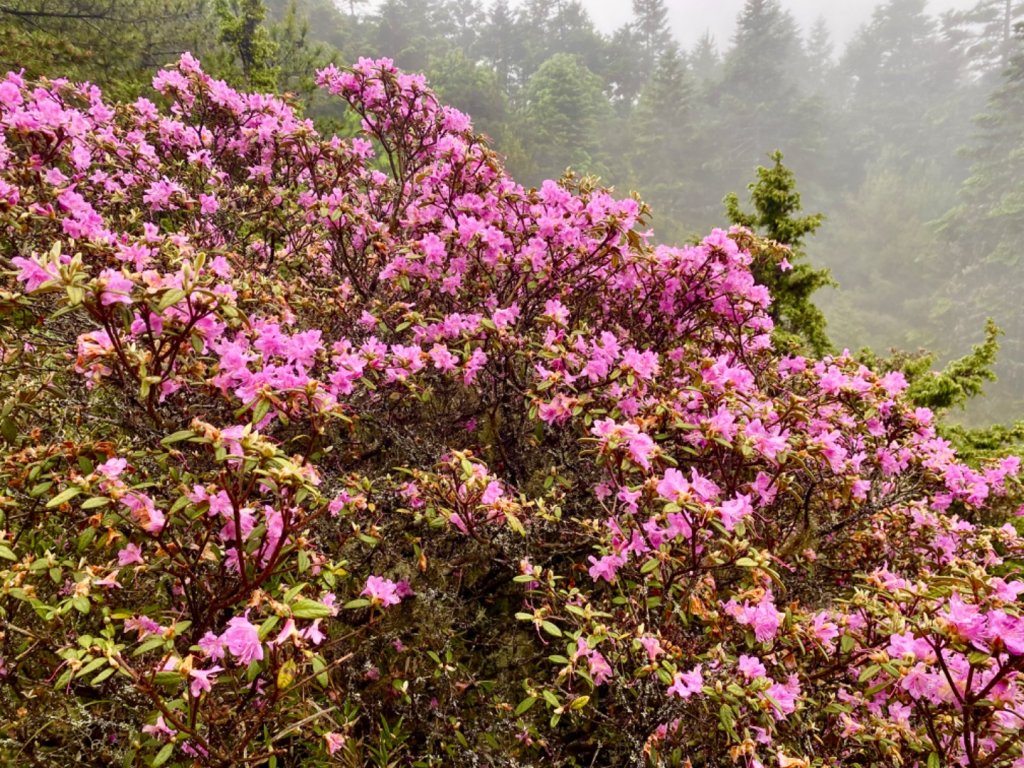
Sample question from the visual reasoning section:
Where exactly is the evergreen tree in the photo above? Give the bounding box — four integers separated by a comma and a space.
436, 0, 484, 54
373, 0, 444, 71
689, 31, 721, 85
268, 0, 334, 98
606, 25, 647, 108
427, 48, 509, 142
522, 53, 611, 184
628, 44, 701, 241
949, 0, 1024, 77
817, 157, 955, 354
939, 23, 1024, 415
631, 0, 672, 72
802, 17, 835, 96
712, 1, 814, 198
0, 0, 208, 98
215, 0, 280, 90
725, 151, 833, 355
840, 0, 967, 180
477, 0, 523, 93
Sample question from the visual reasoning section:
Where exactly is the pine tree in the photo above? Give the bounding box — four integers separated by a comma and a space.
0, 0, 208, 98
725, 151, 833, 355
840, 0, 966, 177
373, 0, 444, 71
477, 0, 523, 93
631, 0, 672, 72
628, 44, 700, 241
712, 1, 813, 202
215, 0, 280, 90
949, 0, 1024, 77
802, 17, 835, 96
939, 23, 1024, 413
689, 31, 720, 85
523, 53, 611, 184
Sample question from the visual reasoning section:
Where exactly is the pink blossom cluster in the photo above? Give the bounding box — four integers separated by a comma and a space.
2, 54, 1023, 767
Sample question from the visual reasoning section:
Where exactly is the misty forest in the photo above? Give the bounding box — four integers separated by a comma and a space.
4, 0, 1024, 766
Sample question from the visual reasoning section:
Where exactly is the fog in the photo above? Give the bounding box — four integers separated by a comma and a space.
580, 0, 979, 46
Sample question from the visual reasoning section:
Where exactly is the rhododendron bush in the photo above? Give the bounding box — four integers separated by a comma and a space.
2, 56, 1024, 768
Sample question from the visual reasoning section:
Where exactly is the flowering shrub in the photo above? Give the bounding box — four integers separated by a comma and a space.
1, 55, 1023, 767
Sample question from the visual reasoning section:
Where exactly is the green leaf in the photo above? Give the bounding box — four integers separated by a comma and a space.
76, 657, 107, 678
157, 288, 186, 312
80, 497, 111, 510
0, 545, 16, 561
160, 430, 194, 446
540, 620, 562, 637
857, 664, 880, 684
640, 557, 661, 574
252, 398, 271, 425
91, 666, 116, 685
46, 486, 82, 508
514, 696, 537, 716
153, 741, 175, 767
291, 598, 332, 619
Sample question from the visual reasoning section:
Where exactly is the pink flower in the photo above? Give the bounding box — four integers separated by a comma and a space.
197, 630, 226, 663
0, 80, 23, 107
199, 194, 220, 215
667, 665, 703, 699
587, 648, 613, 685
361, 575, 402, 607
117, 543, 144, 566
738, 654, 767, 680
986, 610, 1024, 654
940, 594, 987, 645
717, 493, 752, 532
324, 732, 346, 755
627, 431, 656, 469
220, 616, 263, 666
727, 591, 783, 643
119, 493, 165, 534
587, 553, 626, 583
657, 468, 690, 503
764, 675, 800, 719
810, 612, 839, 647
98, 269, 134, 306
429, 343, 459, 372
142, 714, 176, 740
492, 303, 520, 329
638, 635, 663, 662
97, 457, 127, 479
621, 348, 659, 380
11, 256, 58, 293
143, 177, 184, 211
189, 665, 222, 697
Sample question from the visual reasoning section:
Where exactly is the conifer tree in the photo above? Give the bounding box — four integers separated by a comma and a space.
215, 0, 280, 90
631, 0, 672, 72
725, 151, 833, 355
523, 53, 611, 183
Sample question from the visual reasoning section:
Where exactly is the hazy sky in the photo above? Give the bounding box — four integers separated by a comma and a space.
578, 0, 978, 49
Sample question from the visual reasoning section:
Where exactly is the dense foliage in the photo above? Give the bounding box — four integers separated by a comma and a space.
2, 55, 1024, 768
